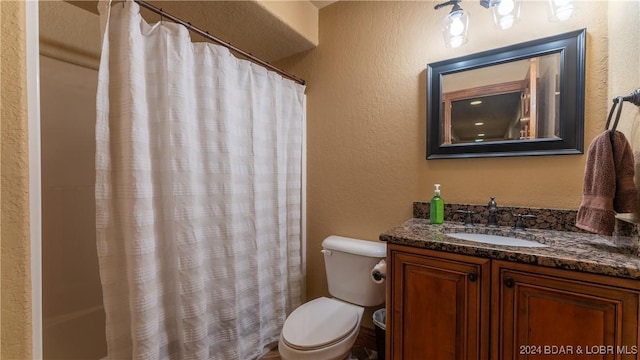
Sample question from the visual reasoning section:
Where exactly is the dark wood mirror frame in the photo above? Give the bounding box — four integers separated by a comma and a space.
426, 29, 586, 159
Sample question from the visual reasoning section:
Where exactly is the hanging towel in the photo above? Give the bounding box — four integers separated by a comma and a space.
576, 130, 638, 236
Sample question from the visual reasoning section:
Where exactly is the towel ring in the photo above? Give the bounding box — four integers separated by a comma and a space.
605, 97, 625, 143
606, 88, 640, 136
621, 88, 640, 107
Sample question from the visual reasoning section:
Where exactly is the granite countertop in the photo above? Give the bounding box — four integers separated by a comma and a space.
380, 218, 640, 280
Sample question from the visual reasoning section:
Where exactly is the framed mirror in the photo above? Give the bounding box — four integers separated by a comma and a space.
427, 29, 586, 159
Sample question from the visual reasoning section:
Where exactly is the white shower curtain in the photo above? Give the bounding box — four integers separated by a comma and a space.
95, 2, 305, 359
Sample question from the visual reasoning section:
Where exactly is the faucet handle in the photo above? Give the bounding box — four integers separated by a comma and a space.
487, 197, 499, 227
512, 213, 536, 231
457, 209, 474, 226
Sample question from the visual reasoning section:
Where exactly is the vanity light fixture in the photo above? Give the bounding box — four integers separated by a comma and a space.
434, 0, 574, 48
434, 0, 470, 48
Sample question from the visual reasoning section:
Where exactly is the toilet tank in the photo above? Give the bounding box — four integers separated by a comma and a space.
322, 235, 387, 307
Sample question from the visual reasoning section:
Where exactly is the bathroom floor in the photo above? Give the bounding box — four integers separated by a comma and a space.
260, 345, 378, 360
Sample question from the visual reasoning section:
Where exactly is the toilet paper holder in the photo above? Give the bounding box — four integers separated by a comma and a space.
372, 269, 386, 281
371, 259, 387, 283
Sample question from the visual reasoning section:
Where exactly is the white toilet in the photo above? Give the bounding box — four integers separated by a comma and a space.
278, 235, 386, 360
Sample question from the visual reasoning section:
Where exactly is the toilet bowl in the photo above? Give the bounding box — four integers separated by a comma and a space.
279, 236, 386, 360
278, 297, 363, 360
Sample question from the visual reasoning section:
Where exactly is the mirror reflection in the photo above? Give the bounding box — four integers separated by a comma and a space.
442, 53, 560, 145
426, 29, 586, 159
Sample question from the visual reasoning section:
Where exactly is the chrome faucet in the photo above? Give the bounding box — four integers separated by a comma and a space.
487, 197, 498, 227
513, 213, 537, 231
457, 209, 474, 226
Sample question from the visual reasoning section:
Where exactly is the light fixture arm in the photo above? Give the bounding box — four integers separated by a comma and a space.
479, 0, 492, 9
437, 0, 491, 10
434, 0, 461, 11
620, 88, 640, 107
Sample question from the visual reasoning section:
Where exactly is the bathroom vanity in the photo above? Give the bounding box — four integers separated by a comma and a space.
381, 215, 640, 360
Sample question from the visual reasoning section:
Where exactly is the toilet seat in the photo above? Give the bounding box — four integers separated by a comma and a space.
281, 297, 359, 351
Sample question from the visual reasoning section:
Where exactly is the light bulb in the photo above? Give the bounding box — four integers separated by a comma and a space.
450, 36, 464, 48
449, 16, 465, 36
499, 15, 514, 29
552, 0, 571, 6
497, 0, 514, 15
491, 0, 520, 30
441, 3, 468, 48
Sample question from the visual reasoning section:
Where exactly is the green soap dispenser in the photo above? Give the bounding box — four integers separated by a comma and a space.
430, 184, 444, 224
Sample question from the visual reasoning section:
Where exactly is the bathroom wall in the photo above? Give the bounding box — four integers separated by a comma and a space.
1, 1, 33, 358
40, 55, 105, 359
39, 1, 105, 358
607, 1, 640, 202
19, 1, 640, 352
66, 0, 319, 63
275, 1, 636, 306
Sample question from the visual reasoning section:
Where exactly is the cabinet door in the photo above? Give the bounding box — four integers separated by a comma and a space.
493, 261, 640, 360
387, 245, 490, 360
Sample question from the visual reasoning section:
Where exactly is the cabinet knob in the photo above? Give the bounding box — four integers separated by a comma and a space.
504, 277, 515, 288
468, 273, 478, 282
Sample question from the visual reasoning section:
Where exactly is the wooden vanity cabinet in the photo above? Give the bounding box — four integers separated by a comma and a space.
386, 244, 491, 360
492, 260, 640, 360
387, 244, 640, 360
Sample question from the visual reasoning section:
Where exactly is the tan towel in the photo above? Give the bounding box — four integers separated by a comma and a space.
576, 130, 638, 235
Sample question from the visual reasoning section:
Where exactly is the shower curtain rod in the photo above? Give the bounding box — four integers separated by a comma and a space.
133, 0, 306, 86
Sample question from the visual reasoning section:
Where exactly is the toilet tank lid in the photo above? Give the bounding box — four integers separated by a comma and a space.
322, 236, 386, 257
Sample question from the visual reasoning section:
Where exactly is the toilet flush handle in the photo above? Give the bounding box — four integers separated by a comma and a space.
321, 249, 332, 256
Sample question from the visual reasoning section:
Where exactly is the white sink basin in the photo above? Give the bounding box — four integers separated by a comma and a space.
446, 232, 548, 248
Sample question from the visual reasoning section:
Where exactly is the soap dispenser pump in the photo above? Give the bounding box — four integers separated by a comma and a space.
430, 184, 444, 224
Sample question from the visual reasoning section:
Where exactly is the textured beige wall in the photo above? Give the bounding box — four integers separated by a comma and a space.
258, 0, 319, 46
276, 1, 619, 307
607, 1, 640, 106
1, 1, 33, 358
41, 0, 101, 70
607, 1, 640, 201
65, 0, 318, 63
